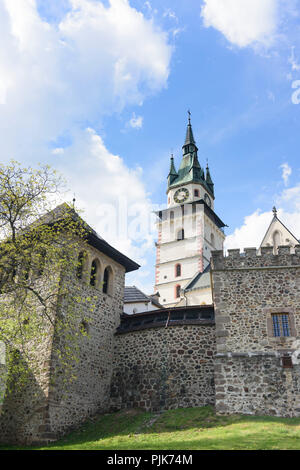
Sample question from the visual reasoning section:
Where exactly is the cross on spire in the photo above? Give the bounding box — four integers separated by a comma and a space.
188, 109, 191, 124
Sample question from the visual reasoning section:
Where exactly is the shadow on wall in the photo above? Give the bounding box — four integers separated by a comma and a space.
0, 350, 48, 445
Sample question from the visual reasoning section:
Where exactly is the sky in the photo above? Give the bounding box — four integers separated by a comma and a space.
0, 0, 300, 293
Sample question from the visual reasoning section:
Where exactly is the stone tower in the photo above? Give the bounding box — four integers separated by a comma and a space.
154, 115, 226, 307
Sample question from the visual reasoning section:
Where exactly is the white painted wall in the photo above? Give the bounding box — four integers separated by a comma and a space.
124, 301, 161, 315
167, 182, 214, 211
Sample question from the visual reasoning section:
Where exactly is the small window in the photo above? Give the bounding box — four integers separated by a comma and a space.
103, 266, 113, 294
76, 252, 85, 280
170, 211, 174, 221
194, 189, 199, 197
175, 264, 181, 277
272, 314, 290, 337
36, 249, 46, 277
90, 260, 98, 286
80, 320, 89, 335
175, 285, 181, 298
177, 229, 184, 241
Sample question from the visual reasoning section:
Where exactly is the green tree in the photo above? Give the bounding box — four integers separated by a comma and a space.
0, 160, 96, 404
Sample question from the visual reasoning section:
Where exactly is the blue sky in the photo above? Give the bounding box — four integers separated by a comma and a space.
0, 0, 300, 292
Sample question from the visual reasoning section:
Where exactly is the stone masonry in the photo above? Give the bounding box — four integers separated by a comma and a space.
211, 245, 300, 417
0, 241, 129, 445
110, 322, 216, 412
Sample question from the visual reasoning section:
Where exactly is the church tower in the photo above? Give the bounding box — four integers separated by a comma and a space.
154, 114, 226, 307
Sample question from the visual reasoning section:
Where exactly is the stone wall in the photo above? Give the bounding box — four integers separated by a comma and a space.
110, 323, 216, 412
47, 251, 125, 440
215, 354, 300, 417
0, 244, 126, 445
211, 245, 300, 417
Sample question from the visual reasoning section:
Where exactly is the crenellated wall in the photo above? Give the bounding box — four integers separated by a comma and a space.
211, 245, 300, 417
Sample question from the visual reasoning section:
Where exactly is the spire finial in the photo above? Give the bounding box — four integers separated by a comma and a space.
188, 109, 191, 124
273, 206, 277, 217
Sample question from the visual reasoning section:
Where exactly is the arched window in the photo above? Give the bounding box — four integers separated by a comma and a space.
80, 320, 89, 335
273, 231, 281, 252
90, 259, 98, 286
170, 211, 174, 221
76, 252, 85, 280
36, 249, 46, 277
23, 261, 31, 281
175, 285, 181, 298
177, 228, 184, 241
175, 264, 181, 277
210, 233, 215, 247
194, 189, 199, 197
103, 266, 113, 294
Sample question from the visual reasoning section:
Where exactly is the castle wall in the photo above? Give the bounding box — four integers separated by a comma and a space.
0, 244, 126, 445
110, 323, 216, 412
46, 247, 125, 440
211, 245, 300, 417
0, 272, 60, 445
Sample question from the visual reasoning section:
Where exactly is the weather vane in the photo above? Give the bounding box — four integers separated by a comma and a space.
188, 109, 191, 124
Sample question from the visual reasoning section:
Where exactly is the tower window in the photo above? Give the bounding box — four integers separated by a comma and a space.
90, 259, 98, 287
76, 251, 85, 280
37, 249, 47, 277
175, 264, 181, 277
175, 285, 181, 298
194, 189, 199, 197
103, 266, 113, 294
272, 314, 290, 337
170, 211, 174, 221
177, 229, 184, 241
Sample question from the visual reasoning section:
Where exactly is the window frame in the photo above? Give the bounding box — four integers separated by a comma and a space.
265, 308, 296, 340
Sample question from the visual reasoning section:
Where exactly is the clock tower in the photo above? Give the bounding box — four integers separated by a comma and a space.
154, 114, 226, 307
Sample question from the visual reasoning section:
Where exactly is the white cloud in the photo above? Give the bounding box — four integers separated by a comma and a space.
225, 180, 300, 251
57, 127, 156, 265
52, 147, 65, 155
0, 0, 172, 292
129, 112, 143, 129
201, 0, 278, 48
0, 0, 171, 158
280, 162, 292, 186
277, 183, 300, 210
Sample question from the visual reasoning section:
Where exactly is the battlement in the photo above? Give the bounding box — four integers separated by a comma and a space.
211, 245, 300, 270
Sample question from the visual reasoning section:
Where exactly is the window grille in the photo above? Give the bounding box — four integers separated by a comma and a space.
272, 314, 290, 337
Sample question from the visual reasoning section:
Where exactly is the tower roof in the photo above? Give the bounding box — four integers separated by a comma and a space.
184, 111, 196, 146
167, 113, 214, 197
260, 207, 299, 248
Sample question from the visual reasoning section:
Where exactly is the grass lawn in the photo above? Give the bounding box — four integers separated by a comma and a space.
1, 406, 300, 450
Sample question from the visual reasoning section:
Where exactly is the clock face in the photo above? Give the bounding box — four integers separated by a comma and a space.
174, 188, 189, 204
204, 193, 211, 207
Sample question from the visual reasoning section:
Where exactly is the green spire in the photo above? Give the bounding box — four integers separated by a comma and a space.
182, 111, 198, 155
206, 163, 214, 196
184, 111, 196, 145
167, 154, 178, 187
